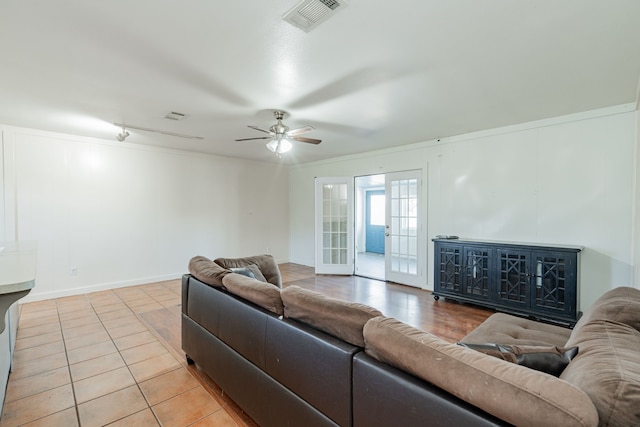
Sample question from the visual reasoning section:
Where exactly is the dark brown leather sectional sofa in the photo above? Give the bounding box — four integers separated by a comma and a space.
182, 255, 640, 427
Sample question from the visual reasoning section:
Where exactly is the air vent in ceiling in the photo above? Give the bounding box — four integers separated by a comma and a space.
163, 111, 187, 121
283, 0, 349, 33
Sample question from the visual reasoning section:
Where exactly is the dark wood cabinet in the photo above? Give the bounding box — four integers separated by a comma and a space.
433, 239, 582, 326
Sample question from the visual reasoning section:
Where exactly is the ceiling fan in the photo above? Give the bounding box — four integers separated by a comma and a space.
235, 110, 321, 157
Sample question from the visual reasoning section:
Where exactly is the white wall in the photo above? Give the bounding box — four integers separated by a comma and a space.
634, 108, 640, 285
290, 104, 637, 311
1, 126, 290, 302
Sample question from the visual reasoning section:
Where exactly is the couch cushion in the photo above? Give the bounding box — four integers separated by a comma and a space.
462, 312, 572, 347
281, 285, 382, 347
222, 273, 284, 315
457, 342, 578, 376
188, 256, 231, 288
215, 254, 282, 288
561, 319, 640, 427
364, 316, 598, 427
230, 264, 267, 282
571, 286, 640, 333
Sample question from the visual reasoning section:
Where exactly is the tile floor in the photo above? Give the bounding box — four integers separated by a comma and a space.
0, 280, 240, 427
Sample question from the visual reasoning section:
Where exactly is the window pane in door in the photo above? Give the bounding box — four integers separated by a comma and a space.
322, 183, 349, 265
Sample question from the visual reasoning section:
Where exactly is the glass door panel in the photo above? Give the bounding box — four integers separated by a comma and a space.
385, 170, 423, 287
315, 177, 353, 274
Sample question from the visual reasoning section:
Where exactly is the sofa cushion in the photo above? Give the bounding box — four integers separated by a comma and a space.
364, 316, 598, 427
281, 285, 382, 347
462, 312, 572, 347
230, 264, 267, 282
457, 342, 578, 376
188, 256, 231, 288
215, 254, 282, 288
571, 286, 640, 333
222, 273, 284, 316
561, 319, 640, 427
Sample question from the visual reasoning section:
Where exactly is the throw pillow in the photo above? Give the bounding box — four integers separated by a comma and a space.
281, 285, 382, 347
188, 256, 231, 288
230, 264, 268, 282
456, 342, 578, 376
215, 254, 282, 288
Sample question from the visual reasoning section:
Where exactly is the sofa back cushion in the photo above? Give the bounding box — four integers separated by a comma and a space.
215, 254, 282, 288
364, 316, 598, 427
188, 256, 230, 288
281, 285, 382, 347
572, 286, 640, 333
222, 273, 284, 316
561, 319, 640, 427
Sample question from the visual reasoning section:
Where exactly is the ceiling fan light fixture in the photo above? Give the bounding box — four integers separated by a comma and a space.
266, 138, 293, 155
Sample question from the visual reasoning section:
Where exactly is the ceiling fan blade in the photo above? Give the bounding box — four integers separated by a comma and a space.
291, 136, 322, 145
235, 137, 270, 141
113, 122, 204, 140
248, 125, 273, 134
287, 125, 315, 136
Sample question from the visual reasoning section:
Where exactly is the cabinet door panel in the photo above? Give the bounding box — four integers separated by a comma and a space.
531, 251, 575, 316
463, 247, 491, 300
496, 249, 530, 307
436, 245, 462, 293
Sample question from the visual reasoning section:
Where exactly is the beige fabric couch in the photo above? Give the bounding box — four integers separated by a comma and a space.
364, 286, 640, 427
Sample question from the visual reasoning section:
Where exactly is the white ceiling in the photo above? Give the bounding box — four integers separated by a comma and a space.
1, 1, 639, 164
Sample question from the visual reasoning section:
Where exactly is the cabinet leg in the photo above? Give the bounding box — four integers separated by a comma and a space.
186, 354, 195, 365
433, 295, 440, 301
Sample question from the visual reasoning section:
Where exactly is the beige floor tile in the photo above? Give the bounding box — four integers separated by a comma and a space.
15, 322, 61, 339
69, 352, 125, 382
15, 330, 62, 351
62, 322, 106, 339
107, 322, 149, 339
130, 302, 164, 313
101, 315, 141, 329
20, 300, 57, 313
11, 352, 68, 380
4, 366, 70, 403
21, 407, 79, 427
66, 340, 118, 365
16, 314, 60, 329
64, 329, 111, 350
106, 408, 159, 426
60, 314, 100, 330
113, 331, 158, 351
128, 353, 181, 383
123, 297, 156, 308
77, 385, 148, 427
58, 308, 97, 322
139, 368, 198, 406
12, 341, 66, 364
0, 384, 75, 426
73, 366, 136, 404
93, 302, 129, 314
152, 386, 221, 427
97, 308, 134, 321
18, 308, 58, 321
120, 341, 169, 366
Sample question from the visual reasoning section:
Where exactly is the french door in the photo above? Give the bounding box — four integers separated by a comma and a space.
385, 170, 423, 287
315, 171, 424, 286
315, 177, 354, 274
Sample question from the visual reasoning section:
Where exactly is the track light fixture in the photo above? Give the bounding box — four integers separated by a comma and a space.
116, 127, 129, 142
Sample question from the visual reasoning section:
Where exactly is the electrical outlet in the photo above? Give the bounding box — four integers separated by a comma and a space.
70, 267, 78, 276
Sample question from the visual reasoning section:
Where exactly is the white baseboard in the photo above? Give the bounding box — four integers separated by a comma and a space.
20, 273, 183, 303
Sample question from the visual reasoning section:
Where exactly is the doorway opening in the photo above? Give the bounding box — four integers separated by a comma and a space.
355, 174, 386, 280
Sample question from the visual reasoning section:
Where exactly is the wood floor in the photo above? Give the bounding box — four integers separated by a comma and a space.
4, 263, 494, 426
